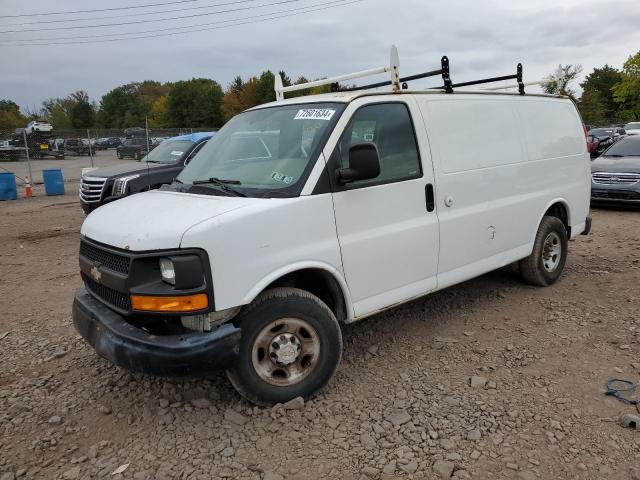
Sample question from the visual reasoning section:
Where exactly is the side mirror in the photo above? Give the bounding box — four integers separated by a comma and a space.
336, 142, 381, 184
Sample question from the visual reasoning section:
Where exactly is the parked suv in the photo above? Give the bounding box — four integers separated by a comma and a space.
116, 137, 151, 159
73, 85, 591, 406
79, 132, 213, 213
25, 121, 53, 135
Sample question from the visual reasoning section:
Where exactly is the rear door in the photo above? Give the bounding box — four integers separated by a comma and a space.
328, 97, 439, 318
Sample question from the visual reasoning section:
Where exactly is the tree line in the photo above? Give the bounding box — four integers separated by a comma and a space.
0, 70, 334, 132
541, 50, 639, 125
1, 50, 638, 132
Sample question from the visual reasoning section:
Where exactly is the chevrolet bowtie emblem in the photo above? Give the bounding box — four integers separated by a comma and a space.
90, 264, 102, 283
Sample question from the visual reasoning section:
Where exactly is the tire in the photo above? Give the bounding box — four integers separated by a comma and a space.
519, 216, 568, 286
226, 287, 342, 406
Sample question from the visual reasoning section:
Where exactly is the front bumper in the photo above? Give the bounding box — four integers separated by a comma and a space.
73, 287, 241, 376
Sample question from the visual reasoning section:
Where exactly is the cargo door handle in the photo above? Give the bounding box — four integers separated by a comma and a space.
425, 184, 435, 212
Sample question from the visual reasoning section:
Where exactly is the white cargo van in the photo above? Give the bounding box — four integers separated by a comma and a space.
73, 49, 591, 405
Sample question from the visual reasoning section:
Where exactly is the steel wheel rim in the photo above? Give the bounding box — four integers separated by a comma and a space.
251, 317, 320, 386
542, 231, 562, 272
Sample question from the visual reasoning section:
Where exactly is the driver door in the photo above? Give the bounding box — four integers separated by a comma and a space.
329, 97, 439, 318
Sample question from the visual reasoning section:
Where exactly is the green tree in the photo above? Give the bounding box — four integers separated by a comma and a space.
542, 64, 583, 100
167, 78, 224, 127
255, 71, 276, 104
578, 87, 606, 125
0, 99, 26, 131
98, 84, 147, 128
70, 100, 96, 128
98, 81, 169, 128
579, 65, 621, 123
612, 51, 640, 122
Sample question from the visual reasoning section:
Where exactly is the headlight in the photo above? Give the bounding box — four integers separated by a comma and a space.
159, 258, 175, 285
112, 174, 140, 196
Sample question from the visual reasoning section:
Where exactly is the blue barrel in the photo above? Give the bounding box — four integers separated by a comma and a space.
0, 172, 17, 200
42, 169, 65, 196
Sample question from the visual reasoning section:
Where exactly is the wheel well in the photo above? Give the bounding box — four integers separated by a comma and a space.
265, 269, 347, 322
544, 202, 570, 234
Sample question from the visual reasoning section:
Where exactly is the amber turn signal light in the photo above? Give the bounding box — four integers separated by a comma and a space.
130, 293, 208, 312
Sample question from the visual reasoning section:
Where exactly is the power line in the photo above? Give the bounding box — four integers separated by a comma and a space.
2, 0, 261, 27
0, 0, 362, 46
1, 0, 350, 43
0, 0, 208, 19
0, 0, 306, 34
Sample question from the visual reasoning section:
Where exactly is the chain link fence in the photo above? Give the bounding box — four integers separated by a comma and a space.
0, 127, 217, 161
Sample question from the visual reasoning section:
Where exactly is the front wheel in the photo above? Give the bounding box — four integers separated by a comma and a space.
519, 216, 568, 286
226, 287, 342, 406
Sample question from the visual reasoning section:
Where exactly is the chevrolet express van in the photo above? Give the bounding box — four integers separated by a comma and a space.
73, 69, 591, 405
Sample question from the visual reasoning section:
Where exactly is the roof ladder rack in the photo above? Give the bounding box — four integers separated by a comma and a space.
431, 62, 526, 94
274, 47, 527, 98
275, 45, 401, 101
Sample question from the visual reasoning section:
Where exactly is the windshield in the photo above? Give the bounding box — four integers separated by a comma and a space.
142, 139, 194, 163
603, 137, 640, 157
178, 102, 344, 196
624, 122, 640, 130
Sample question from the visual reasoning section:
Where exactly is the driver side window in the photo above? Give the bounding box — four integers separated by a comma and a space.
339, 103, 421, 186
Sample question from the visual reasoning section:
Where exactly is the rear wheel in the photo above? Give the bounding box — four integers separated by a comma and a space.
519, 216, 568, 286
226, 287, 342, 406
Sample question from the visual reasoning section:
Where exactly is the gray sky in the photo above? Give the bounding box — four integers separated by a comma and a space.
1, 0, 639, 112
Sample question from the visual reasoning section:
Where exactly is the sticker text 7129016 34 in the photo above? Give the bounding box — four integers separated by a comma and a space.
294, 109, 336, 121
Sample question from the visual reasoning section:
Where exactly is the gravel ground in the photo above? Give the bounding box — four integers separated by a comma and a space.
1, 193, 639, 480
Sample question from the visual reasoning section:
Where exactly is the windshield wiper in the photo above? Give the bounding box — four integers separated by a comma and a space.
191, 177, 246, 197
606, 154, 625, 157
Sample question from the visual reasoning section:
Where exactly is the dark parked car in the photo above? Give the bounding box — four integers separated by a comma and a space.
96, 137, 122, 149
116, 137, 151, 159
64, 138, 91, 155
588, 127, 626, 157
591, 136, 640, 206
80, 132, 214, 213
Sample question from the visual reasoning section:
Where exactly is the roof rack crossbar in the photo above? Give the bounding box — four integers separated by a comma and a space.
431, 62, 525, 94
275, 45, 400, 101
337, 56, 453, 93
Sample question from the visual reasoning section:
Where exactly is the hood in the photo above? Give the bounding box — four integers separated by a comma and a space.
591, 156, 640, 174
626, 130, 640, 136
81, 190, 255, 250
84, 162, 169, 179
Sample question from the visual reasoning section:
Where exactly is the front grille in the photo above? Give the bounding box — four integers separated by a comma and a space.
592, 190, 640, 200
592, 172, 640, 185
79, 176, 106, 203
83, 275, 131, 311
80, 240, 131, 274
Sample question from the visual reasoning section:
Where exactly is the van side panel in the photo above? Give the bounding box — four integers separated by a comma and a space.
417, 94, 589, 289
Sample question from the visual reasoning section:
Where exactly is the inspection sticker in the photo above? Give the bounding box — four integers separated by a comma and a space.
294, 109, 336, 121
272, 172, 294, 184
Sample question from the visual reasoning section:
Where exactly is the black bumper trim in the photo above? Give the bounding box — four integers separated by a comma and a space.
582, 216, 592, 235
73, 287, 240, 376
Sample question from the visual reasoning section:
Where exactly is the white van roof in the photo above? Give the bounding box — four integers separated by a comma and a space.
251, 89, 567, 111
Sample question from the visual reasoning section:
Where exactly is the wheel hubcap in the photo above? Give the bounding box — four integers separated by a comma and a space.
252, 318, 320, 386
542, 232, 562, 272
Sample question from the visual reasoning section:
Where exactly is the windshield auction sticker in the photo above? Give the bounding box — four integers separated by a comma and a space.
294, 109, 336, 121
